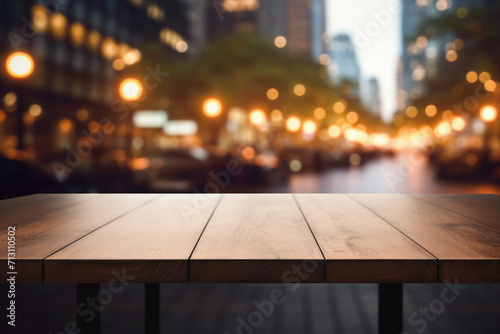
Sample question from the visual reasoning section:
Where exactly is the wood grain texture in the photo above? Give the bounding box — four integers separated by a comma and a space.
0, 194, 97, 282
351, 194, 500, 283
410, 194, 500, 233
1, 194, 155, 282
295, 194, 437, 283
45, 194, 220, 283
190, 194, 324, 283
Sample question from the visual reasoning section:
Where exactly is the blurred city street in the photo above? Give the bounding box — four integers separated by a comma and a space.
1, 0, 500, 333
228, 153, 500, 194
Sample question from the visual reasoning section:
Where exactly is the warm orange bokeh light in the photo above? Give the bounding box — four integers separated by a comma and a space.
6, 52, 35, 79
119, 78, 143, 101
293, 84, 306, 96
203, 98, 222, 118
274, 36, 287, 48
425, 105, 437, 117
286, 116, 301, 132
346, 111, 359, 124
302, 120, 317, 135
266, 88, 279, 100
451, 116, 466, 131
249, 109, 267, 126
328, 125, 341, 138
480, 105, 497, 123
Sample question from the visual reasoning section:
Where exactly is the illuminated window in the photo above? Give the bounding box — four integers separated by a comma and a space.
101, 37, 118, 60
223, 0, 259, 11
87, 30, 102, 52
50, 13, 68, 40
70, 22, 86, 47
31, 5, 49, 33
123, 49, 141, 65
147, 3, 164, 22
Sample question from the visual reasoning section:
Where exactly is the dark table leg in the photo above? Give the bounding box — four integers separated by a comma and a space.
378, 283, 403, 334
77, 283, 101, 334
145, 283, 160, 334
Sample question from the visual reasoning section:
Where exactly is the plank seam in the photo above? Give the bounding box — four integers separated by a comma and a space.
408, 194, 500, 234
292, 193, 327, 283
41, 195, 160, 267
347, 194, 440, 281
187, 194, 224, 283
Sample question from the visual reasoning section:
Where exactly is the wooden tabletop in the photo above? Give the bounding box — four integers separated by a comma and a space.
1, 194, 499, 283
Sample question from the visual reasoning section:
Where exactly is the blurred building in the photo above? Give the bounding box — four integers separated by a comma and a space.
366, 77, 382, 117
207, 0, 327, 61
328, 34, 360, 97
0, 0, 190, 161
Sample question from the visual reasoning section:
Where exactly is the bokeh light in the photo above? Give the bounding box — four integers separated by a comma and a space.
203, 98, 222, 118
480, 105, 497, 123
6, 52, 35, 79
286, 116, 301, 132
119, 78, 143, 101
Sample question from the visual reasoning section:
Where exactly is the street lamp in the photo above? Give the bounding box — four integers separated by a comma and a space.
480, 105, 498, 123
119, 78, 143, 102
249, 109, 266, 127
202, 98, 223, 145
285, 116, 301, 132
203, 98, 222, 118
6, 52, 34, 79
5, 52, 35, 150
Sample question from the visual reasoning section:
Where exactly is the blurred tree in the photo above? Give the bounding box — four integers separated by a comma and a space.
414, 2, 500, 122
124, 32, 383, 132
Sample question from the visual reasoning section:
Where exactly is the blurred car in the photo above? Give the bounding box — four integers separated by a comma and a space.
129, 147, 220, 192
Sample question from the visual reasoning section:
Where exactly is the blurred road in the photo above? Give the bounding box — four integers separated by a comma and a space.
233, 153, 500, 194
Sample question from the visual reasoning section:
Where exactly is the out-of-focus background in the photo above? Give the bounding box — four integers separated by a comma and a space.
1, 0, 499, 198
1, 2, 500, 334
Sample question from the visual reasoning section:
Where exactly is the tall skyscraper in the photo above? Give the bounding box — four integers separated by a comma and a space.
328, 34, 361, 97
207, 0, 327, 61
367, 77, 382, 117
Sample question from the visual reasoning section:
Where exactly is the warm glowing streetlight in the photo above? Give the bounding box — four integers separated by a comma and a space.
480, 105, 498, 123
249, 109, 266, 126
6, 52, 35, 79
451, 116, 466, 131
203, 98, 222, 118
302, 120, 318, 135
119, 78, 143, 101
286, 116, 301, 132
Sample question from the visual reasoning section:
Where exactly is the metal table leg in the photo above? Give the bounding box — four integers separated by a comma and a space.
145, 283, 160, 334
378, 283, 403, 333
77, 283, 101, 334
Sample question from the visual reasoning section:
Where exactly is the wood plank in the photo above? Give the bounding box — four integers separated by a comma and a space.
295, 194, 437, 283
190, 194, 324, 283
350, 194, 500, 283
0, 194, 98, 282
0, 194, 155, 282
45, 194, 220, 283
410, 194, 500, 233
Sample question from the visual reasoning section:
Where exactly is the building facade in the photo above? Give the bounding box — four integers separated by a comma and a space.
0, 0, 189, 159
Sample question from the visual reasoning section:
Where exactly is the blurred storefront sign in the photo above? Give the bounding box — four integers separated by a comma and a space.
163, 120, 198, 136
133, 110, 168, 128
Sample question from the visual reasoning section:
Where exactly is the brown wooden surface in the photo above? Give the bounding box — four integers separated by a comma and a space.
1, 194, 499, 283
0, 194, 156, 282
350, 194, 500, 283
295, 194, 437, 282
410, 194, 500, 233
45, 194, 220, 283
190, 194, 325, 282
